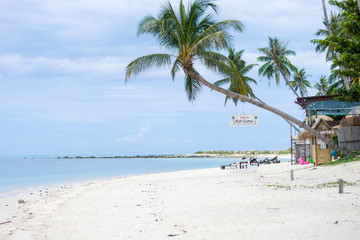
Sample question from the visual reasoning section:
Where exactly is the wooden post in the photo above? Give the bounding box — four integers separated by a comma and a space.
290, 170, 294, 181
339, 179, 344, 194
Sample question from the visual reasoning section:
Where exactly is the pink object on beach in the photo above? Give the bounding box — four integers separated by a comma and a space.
298, 157, 305, 165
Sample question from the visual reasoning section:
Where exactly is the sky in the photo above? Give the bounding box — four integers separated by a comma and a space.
0, 0, 336, 156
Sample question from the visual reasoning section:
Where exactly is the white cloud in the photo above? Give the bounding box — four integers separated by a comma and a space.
116, 125, 151, 143
0, 54, 126, 78
158, 136, 176, 143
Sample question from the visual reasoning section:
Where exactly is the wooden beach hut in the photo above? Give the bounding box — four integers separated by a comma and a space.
338, 116, 360, 152
297, 118, 336, 165
294, 95, 360, 163
293, 133, 312, 164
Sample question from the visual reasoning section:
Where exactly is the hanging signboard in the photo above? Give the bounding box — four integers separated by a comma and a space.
230, 115, 259, 126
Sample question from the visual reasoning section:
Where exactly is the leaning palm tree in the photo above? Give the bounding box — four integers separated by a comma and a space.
213, 48, 257, 106
290, 68, 312, 97
257, 37, 300, 98
125, 0, 347, 154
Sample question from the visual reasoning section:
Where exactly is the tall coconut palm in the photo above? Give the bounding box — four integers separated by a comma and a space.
212, 47, 301, 132
257, 37, 300, 98
320, 0, 350, 90
314, 75, 330, 96
125, 0, 346, 154
290, 68, 311, 97
213, 48, 257, 106
322, 0, 333, 36
313, 12, 343, 61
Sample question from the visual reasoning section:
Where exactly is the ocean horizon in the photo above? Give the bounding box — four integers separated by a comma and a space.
0, 155, 290, 197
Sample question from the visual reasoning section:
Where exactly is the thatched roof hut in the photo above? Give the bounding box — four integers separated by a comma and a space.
297, 119, 336, 141
310, 115, 334, 122
340, 116, 360, 127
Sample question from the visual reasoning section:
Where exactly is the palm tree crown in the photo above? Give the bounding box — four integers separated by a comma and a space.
214, 48, 257, 105
312, 12, 343, 61
125, 0, 243, 101
314, 75, 330, 96
290, 67, 311, 97
257, 37, 299, 97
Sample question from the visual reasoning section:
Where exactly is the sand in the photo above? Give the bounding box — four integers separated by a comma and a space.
1, 161, 359, 240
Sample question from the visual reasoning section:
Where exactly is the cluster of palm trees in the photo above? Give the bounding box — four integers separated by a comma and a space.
311, 1, 345, 95
311, 0, 360, 95
214, 37, 312, 104
125, 0, 347, 153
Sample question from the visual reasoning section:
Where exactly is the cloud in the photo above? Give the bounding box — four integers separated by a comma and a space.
116, 125, 151, 143
0, 54, 126, 78
157, 136, 176, 143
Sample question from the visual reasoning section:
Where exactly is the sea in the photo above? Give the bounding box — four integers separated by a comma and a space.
0, 155, 290, 197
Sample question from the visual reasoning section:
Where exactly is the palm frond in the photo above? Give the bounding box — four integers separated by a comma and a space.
191, 20, 243, 51
171, 58, 181, 80
202, 50, 256, 100
125, 54, 172, 82
184, 73, 203, 102
214, 78, 231, 87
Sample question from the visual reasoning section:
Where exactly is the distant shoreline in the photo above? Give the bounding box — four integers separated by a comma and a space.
57, 150, 291, 159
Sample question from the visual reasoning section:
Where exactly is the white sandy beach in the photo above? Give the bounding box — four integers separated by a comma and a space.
1, 161, 360, 240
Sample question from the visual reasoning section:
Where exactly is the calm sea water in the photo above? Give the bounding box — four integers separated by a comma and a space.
0, 156, 289, 196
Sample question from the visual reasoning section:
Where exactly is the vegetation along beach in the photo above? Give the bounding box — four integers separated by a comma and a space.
1, 0, 360, 239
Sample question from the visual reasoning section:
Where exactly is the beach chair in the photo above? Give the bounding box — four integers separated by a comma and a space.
269, 156, 280, 164
260, 158, 270, 164
250, 158, 260, 167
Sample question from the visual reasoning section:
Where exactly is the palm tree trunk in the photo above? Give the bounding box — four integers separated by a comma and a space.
358, 0, 360, 11
256, 96, 300, 132
321, 0, 350, 90
278, 67, 300, 98
186, 68, 350, 155
322, 0, 333, 35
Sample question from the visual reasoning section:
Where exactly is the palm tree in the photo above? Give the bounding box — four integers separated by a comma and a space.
314, 75, 330, 96
257, 37, 300, 98
212, 47, 300, 132
313, 12, 343, 61
322, 0, 333, 36
126, 0, 243, 102
125, 0, 346, 154
312, 12, 347, 91
213, 48, 257, 106
290, 68, 311, 97
320, 0, 350, 90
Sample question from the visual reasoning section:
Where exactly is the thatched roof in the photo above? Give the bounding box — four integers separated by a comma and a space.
297, 119, 336, 141
298, 130, 337, 141
312, 118, 331, 131
340, 116, 360, 127
297, 130, 312, 140
311, 115, 334, 122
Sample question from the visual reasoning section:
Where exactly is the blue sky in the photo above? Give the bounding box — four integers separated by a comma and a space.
0, 0, 334, 156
